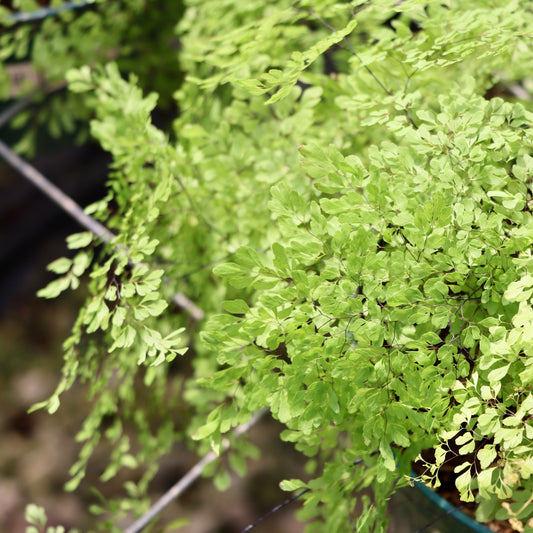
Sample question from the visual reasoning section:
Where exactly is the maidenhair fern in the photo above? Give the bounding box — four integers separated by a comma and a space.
2, 1, 532, 532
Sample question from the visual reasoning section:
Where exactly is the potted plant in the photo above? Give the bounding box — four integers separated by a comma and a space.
4, 1, 532, 532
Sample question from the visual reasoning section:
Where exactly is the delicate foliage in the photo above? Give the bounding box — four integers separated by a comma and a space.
2, 1, 532, 532
25, 503, 79, 533
0, 0, 182, 154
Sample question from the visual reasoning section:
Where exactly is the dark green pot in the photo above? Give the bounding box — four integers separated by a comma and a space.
410, 477, 493, 533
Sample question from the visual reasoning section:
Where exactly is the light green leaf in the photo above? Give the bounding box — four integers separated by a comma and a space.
379, 439, 396, 471
25, 504, 47, 527
488, 364, 510, 383
280, 479, 307, 491
222, 299, 249, 315
66, 232, 94, 250
37, 276, 71, 299
144, 299, 168, 317
192, 420, 219, 441
47, 257, 72, 274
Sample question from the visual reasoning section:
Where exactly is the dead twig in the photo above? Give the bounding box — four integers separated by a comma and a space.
0, 137, 204, 319
0, 138, 115, 241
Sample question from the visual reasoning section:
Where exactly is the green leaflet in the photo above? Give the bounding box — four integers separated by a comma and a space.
13, 0, 533, 531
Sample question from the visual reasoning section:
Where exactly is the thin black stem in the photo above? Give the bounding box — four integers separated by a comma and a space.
309, 9, 418, 129
174, 173, 227, 241
414, 504, 465, 533
240, 488, 310, 533
309, 9, 391, 96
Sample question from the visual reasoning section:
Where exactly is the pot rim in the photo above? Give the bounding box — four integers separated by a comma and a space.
410, 472, 493, 533
6, 1, 95, 24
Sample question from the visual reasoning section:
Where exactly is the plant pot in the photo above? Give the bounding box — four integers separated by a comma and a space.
414, 477, 493, 533
4, 1, 95, 24
388, 481, 494, 533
